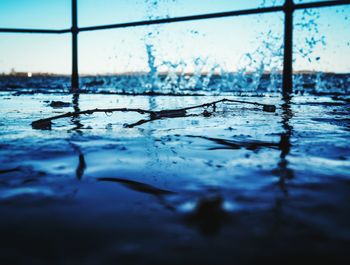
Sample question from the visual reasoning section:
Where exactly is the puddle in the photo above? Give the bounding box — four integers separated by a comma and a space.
0, 93, 349, 264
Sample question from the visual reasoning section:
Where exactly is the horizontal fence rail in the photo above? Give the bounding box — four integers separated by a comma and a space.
0, 28, 69, 34
0, 0, 349, 94
1, 1, 349, 34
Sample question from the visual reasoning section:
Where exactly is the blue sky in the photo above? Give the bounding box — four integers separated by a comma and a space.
0, 0, 349, 74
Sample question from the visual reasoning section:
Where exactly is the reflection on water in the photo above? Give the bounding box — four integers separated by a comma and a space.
0, 93, 349, 264
70, 142, 86, 181
185, 195, 229, 236
71, 92, 84, 133
275, 96, 294, 194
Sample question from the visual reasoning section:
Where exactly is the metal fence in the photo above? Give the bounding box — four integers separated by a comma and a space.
1, 0, 349, 96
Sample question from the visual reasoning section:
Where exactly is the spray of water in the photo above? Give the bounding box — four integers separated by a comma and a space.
138, 0, 285, 94
75, 0, 349, 95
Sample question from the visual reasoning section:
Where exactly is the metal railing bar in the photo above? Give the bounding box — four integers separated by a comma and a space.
78, 6, 283, 32
0, 28, 70, 34
283, 0, 294, 97
72, 0, 79, 90
294, 0, 350, 11
0, 1, 348, 34
79, 1, 350, 32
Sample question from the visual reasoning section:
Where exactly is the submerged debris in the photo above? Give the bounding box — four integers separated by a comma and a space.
98, 177, 175, 196
150, 109, 187, 119
31, 119, 52, 130
49, 101, 71, 108
49, 101, 72, 108
0, 167, 22, 174
263, 105, 276, 112
186, 135, 279, 151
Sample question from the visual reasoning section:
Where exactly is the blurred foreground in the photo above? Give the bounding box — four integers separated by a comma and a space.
0, 92, 349, 264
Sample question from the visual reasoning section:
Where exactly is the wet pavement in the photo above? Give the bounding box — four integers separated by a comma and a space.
0, 93, 349, 264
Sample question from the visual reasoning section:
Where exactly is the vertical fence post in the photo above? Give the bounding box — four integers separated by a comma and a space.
282, 0, 294, 98
71, 0, 79, 91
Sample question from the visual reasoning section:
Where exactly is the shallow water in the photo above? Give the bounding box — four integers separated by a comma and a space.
1, 73, 349, 95
0, 92, 350, 264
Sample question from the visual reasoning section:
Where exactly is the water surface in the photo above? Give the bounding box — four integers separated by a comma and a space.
0, 92, 349, 264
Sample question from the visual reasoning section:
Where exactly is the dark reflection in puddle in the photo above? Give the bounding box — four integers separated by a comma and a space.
274, 96, 294, 194
98, 177, 177, 212
98, 177, 175, 196
70, 92, 84, 133
184, 195, 229, 236
70, 142, 86, 181
187, 135, 279, 151
1, 94, 350, 264
0, 166, 21, 174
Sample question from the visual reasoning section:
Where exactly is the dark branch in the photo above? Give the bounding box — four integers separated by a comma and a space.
31, 98, 276, 130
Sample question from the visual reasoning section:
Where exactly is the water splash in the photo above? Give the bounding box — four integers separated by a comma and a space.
95, 0, 348, 95
139, 0, 285, 94
145, 44, 159, 92
2, 0, 348, 95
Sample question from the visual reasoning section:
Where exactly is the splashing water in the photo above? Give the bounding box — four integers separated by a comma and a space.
0, 0, 348, 95
133, 0, 348, 95
145, 44, 159, 92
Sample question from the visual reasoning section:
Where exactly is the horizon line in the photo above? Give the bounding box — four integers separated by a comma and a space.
1, 70, 350, 77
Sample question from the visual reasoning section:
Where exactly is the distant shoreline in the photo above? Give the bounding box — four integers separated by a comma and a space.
1, 71, 350, 78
